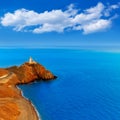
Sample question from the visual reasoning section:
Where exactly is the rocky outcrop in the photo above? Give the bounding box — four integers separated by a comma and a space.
0, 58, 56, 120
6, 62, 56, 84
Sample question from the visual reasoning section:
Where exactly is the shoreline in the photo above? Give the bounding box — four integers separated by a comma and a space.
0, 60, 56, 120
17, 85, 41, 120
0, 84, 39, 120
13, 84, 40, 120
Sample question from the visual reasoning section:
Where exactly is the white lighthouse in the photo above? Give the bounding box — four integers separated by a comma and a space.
29, 57, 37, 64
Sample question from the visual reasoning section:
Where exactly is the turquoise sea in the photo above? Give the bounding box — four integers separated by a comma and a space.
1, 48, 120, 120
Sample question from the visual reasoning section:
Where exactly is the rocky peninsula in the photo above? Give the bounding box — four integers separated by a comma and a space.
0, 58, 56, 120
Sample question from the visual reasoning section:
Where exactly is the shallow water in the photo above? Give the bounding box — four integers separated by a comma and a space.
1, 49, 120, 120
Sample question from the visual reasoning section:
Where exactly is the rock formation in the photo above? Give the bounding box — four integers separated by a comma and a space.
6, 59, 56, 84
0, 58, 56, 120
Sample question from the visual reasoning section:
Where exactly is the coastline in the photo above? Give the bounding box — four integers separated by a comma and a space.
0, 84, 40, 120
17, 85, 41, 120
0, 60, 56, 120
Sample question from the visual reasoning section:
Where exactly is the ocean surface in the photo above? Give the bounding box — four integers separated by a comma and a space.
1, 48, 120, 120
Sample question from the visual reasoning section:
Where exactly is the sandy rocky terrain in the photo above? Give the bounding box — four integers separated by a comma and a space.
0, 58, 56, 120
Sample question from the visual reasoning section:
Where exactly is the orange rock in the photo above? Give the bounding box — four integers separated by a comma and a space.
0, 60, 56, 120
0, 101, 20, 120
0, 69, 9, 77
6, 62, 56, 84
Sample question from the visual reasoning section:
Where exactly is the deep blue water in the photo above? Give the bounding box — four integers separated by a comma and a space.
1, 49, 120, 120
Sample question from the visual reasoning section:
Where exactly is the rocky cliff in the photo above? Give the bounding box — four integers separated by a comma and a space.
0, 59, 56, 120
6, 62, 56, 84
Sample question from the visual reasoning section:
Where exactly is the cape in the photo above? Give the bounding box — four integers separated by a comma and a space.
0, 58, 56, 120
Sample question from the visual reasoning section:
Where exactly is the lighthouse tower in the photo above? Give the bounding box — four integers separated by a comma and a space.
29, 57, 36, 64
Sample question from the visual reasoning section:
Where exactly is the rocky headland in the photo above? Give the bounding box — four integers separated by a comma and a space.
0, 58, 56, 120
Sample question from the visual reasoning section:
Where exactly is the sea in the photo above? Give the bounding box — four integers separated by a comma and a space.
0, 48, 120, 120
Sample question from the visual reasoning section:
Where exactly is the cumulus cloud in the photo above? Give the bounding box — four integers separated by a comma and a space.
83, 19, 111, 34
1, 2, 120, 34
104, 2, 120, 17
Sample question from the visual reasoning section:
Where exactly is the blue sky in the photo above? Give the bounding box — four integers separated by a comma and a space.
0, 0, 120, 48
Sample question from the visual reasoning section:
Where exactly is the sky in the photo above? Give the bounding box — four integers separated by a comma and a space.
0, 0, 120, 48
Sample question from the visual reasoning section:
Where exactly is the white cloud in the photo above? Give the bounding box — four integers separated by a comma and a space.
85, 2, 104, 14
104, 2, 120, 17
72, 3, 104, 24
1, 2, 120, 34
83, 19, 111, 34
